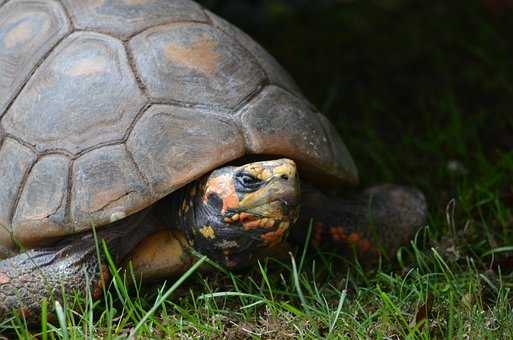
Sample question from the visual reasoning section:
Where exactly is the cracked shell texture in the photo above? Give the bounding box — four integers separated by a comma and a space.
0, 0, 356, 249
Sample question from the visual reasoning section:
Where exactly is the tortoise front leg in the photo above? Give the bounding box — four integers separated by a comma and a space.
290, 184, 428, 261
127, 230, 194, 280
0, 210, 159, 321
0, 237, 107, 320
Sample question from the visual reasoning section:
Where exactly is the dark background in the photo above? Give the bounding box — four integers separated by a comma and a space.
198, 0, 513, 215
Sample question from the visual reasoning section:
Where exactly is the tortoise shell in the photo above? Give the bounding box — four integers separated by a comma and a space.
0, 0, 357, 250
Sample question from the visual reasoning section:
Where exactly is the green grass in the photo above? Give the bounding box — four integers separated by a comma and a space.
2, 0, 513, 338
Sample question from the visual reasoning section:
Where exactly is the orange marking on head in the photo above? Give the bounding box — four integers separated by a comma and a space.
204, 173, 239, 213
239, 212, 253, 222
261, 227, 287, 247
222, 192, 239, 213
264, 218, 275, 228
243, 219, 263, 230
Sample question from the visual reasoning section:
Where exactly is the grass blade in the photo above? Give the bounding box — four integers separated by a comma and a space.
133, 256, 207, 334
54, 301, 68, 340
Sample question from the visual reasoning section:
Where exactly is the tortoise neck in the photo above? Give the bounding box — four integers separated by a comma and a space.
177, 178, 219, 238
176, 176, 258, 268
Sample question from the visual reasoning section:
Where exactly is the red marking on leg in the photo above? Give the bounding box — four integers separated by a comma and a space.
0, 273, 10, 284
261, 227, 286, 246
329, 227, 339, 240
312, 222, 324, 247
243, 219, 262, 230
358, 239, 372, 253
329, 226, 348, 242
222, 192, 240, 213
348, 232, 360, 243
239, 212, 254, 222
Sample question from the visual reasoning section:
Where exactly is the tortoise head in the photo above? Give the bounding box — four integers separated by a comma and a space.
180, 159, 300, 269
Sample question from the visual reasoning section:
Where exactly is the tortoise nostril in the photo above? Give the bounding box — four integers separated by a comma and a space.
281, 174, 289, 181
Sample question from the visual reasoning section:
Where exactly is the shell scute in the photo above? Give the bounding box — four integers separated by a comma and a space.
206, 10, 301, 95
2, 32, 146, 155
61, 0, 208, 40
0, 0, 71, 116
129, 22, 266, 109
127, 104, 245, 196
71, 144, 151, 232
13, 155, 70, 246
0, 139, 36, 248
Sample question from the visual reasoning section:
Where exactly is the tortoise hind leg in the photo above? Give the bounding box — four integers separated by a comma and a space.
290, 184, 428, 261
0, 209, 159, 321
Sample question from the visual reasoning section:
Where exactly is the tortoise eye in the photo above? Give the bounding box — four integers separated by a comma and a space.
235, 172, 263, 192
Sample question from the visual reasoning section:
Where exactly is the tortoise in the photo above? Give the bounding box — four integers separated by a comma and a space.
0, 0, 427, 319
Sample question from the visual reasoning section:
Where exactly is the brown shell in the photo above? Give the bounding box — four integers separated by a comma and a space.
0, 0, 358, 250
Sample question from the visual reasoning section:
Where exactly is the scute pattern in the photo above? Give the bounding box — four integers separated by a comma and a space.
0, 139, 36, 239
0, 0, 71, 116
2, 31, 146, 154
61, 0, 208, 40
13, 155, 70, 246
205, 10, 301, 95
127, 105, 245, 195
70, 145, 151, 232
129, 22, 266, 109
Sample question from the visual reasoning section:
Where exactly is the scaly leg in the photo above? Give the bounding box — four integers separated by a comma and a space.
0, 209, 159, 321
